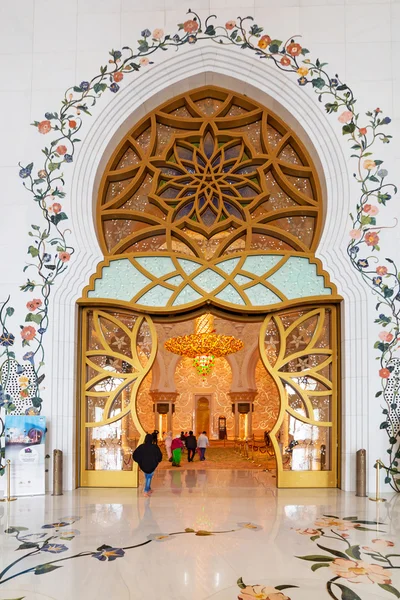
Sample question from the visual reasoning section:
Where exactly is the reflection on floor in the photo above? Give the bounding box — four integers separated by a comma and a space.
158, 442, 276, 471
0, 470, 399, 600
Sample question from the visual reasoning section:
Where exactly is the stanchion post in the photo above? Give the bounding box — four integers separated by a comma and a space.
369, 459, 387, 503
356, 449, 367, 497
0, 460, 17, 503
52, 449, 63, 496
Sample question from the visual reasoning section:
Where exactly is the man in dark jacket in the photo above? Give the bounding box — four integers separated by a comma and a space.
185, 431, 197, 463
133, 433, 162, 496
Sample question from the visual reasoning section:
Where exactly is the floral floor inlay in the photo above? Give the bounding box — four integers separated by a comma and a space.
1, 506, 400, 599
294, 515, 400, 600
0, 517, 261, 587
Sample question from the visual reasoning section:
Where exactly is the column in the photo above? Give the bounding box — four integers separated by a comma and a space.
150, 390, 178, 437
229, 391, 257, 439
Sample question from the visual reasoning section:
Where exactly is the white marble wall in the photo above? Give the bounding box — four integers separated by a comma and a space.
0, 0, 399, 492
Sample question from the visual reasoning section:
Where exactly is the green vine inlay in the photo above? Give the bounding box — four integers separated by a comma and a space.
0, 11, 398, 487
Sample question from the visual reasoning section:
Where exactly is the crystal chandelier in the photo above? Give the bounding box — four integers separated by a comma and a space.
193, 354, 216, 378
164, 314, 244, 378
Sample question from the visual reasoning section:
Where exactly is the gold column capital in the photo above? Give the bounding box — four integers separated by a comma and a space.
229, 390, 258, 403
150, 390, 179, 403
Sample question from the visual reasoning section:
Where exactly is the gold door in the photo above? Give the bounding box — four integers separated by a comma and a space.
79, 308, 156, 487
259, 305, 339, 488
78, 86, 343, 489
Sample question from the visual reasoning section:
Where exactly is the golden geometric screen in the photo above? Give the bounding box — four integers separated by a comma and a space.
81, 309, 156, 474
98, 86, 322, 260
260, 306, 337, 478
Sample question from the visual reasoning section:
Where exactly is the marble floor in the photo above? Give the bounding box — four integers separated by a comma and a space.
0, 470, 399, 600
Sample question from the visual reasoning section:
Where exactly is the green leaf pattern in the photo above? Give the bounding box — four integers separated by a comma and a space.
0, 10, 398, 491
295, 514, 400, 600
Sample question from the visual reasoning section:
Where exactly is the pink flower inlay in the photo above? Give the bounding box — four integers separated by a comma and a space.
363, 204, 379, 216
338, 110, 353, 124
379, 331, 394, 343
330, 558, 392, 585
349, 229, 361, 240
152, 28, 164, 40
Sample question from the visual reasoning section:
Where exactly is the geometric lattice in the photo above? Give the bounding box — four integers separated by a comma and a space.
79, 87, 340, 488
98, 86, 322, 260
80, 309, 157, 483
262, 307, 334, 426
260, 306, 337, 477
86, 252, 336, 312
83, 309, 155, 428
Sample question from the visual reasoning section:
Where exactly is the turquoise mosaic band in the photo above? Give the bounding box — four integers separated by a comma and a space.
87, 253, 333, 308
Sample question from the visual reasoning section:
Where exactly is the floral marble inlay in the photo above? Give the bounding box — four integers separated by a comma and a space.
0, 516, 262, 588
1, 488, 399, 600
294, 514, 400, 600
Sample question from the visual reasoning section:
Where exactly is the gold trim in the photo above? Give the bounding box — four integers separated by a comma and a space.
259, 304, 338, 488
76, 86, 341, 490
97, 85, 324, 260
79, 308, 157, 488
79, 250, 341, 315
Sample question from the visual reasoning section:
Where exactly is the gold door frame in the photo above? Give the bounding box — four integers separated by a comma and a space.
79, 308, 157, 487
259, 304, 339, 488
78, 302, 340, 488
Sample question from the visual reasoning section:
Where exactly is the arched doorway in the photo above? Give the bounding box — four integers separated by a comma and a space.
196, 396, 211, 435
78, 86, 341, 488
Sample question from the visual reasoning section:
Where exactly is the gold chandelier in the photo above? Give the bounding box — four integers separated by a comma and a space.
164, 315, 244, 378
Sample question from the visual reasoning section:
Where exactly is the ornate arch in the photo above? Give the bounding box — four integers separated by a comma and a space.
78, 84, 341, 488
81, 86, 340, 316
97, 86, 323, 258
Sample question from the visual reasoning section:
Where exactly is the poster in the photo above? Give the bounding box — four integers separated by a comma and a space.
4, 415, 46, 496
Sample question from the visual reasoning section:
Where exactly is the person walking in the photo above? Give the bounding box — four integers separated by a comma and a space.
186, 431, 197, 462
171, 435, 184, 467
180, 430, 188, 456
133, 433, 162, 497
164, 431, 173, 462
152, 429, 159, 445
197, 431, 210, 461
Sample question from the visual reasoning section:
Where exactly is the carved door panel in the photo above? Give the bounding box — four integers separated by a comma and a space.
79, 308, 156, 487
259, 305, 338, 488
